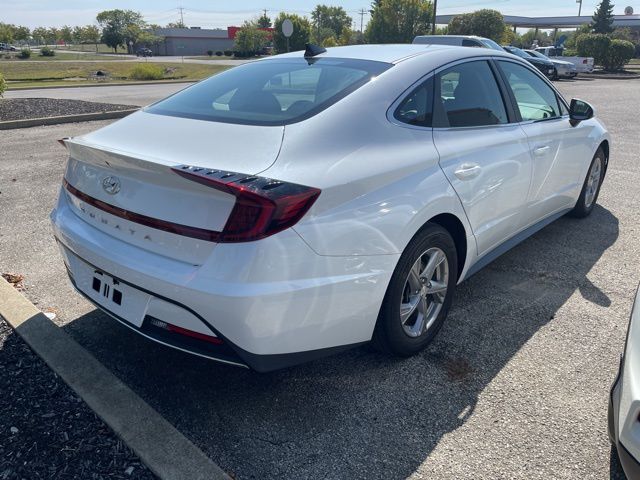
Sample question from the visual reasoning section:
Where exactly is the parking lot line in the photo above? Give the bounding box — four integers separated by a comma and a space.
0, 277, 230, 480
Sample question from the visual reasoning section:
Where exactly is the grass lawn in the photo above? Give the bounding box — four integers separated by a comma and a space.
1, 51, 130, 62
55, 43, 125, 54
186, 55, 235, 60
0, 61, 228, 88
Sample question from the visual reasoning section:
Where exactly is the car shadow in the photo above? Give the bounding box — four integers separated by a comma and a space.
62, 205, 619, 479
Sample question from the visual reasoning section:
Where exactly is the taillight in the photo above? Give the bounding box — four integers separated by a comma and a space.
172, 165, 321, 243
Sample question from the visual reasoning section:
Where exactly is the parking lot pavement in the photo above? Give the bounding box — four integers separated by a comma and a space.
1, 78, 638, 479
4, 82, 192, 107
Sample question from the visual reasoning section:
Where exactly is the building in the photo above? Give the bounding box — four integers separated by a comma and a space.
150, 26, 275, 56
151, 27, 235, 56
435, 13, 640, 33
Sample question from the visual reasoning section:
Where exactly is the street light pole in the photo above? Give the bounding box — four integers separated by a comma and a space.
432, 0, 438, 34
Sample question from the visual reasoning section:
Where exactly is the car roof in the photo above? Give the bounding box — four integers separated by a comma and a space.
266, 43, 514, 65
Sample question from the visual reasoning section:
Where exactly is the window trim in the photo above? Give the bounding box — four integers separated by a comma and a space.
492, 58, 571, 125
387, 70, 436, 131
432, 57, 517, 130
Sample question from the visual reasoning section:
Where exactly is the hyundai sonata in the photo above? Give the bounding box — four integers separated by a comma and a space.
52, 44, 610, 371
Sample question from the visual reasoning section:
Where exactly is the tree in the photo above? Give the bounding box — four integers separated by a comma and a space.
60, 25, 73, 46
448, 9, 505, 42
72, 26, 84, 44
365, 0, 432, 44
605, 39, 634, 70
32, 27, 48, 45
257, 13, 272, 28
576, 32, 611, 65
592, 0, 614, 34
234, 21, 269, 56
97, 9, 145, 53
0, 23, 13, 44
166, 21, 187, 28
13, 25, 30, 43
273, 13, 311, 53
83, 25, 101, 52
311, 5, 352, 42
501, 25, 516, 45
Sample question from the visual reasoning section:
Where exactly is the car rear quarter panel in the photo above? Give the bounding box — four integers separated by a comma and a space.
261, 61, 474, 262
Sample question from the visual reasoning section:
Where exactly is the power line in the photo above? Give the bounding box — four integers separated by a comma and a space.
178, 5, 185, 25
358, 8, 368, 33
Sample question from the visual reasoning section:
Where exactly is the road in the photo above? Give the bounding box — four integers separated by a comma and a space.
4, 82, 192, 107
1, 78, 637, 479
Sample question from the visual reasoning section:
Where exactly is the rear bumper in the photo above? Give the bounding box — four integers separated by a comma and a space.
51, 188, 397, 371
610, 362, 640, 479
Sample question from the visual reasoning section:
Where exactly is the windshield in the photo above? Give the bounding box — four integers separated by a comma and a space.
525, 50, 548, 59
146, 58, 392, 126
479, 38, 505, 52
504, 46, 531, 59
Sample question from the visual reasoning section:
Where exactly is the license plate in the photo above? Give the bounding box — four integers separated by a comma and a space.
61, 247, 150, 328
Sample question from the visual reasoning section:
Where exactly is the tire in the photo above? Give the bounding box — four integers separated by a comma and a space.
569, 147, 606, 218
372, 223, 458, 356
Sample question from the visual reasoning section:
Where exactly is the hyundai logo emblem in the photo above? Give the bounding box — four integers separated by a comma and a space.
102, 176, 121, 195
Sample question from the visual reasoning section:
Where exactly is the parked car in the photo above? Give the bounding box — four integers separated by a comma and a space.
503, 45, 556, 79
610, 285, 640, 478
525, 49, 577, 79
136, 48, 153, 57
413, 35, 505, 52
534, 46, 594, 73
0, 43, 16, 51
52, 44, 610, 371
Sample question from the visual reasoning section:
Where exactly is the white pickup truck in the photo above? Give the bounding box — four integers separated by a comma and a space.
534, 46, 594, 73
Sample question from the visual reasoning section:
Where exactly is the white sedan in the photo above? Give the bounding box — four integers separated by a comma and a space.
51, 44, 610, 371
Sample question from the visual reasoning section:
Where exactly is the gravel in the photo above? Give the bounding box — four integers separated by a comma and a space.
0, 98, 137, 122
0, 317, 157, 480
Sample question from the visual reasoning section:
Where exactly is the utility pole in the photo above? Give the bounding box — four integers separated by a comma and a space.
576, 0, 583, 16
431, 0, 438, 34
358, 8, 367, 34
178, 6, 185, 26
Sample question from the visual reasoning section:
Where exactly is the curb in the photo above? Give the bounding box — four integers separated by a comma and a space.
582, 73, 640, 80
0, 278, 230, 480
7, 80, 196, 91
0, 109, 139, 130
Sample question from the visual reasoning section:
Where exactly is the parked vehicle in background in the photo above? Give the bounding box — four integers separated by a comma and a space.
524, 49, 577, 79
0, 43, 17, 51
610, 285, 640, 479
52, 44, 610, 372
534, 46, 594, 73
503, 45, 556, 79
412, 35, 505, 52
136, 48, 153, 57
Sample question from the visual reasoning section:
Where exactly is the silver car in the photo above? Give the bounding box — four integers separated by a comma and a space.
525, 49, 578, 79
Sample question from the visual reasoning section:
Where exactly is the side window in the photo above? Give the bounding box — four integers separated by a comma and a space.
394, 77, 433, 127
462, 39, 482, 48
498, 61, 561, 121
434, 60, 508, 128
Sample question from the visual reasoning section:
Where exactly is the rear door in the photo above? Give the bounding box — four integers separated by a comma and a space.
433, 59, 533, 256
495, 60, 593, 220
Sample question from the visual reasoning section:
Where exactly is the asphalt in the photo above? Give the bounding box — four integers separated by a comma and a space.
0, 78, 638, 479
4, 83, 192, 107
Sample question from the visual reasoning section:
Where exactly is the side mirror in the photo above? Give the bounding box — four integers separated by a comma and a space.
569, 98, 594, 126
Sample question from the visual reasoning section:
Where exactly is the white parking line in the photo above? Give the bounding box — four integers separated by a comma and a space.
0, 278, 230, 480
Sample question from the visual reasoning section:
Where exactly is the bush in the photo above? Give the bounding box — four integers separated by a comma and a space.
215, 51, 223, 56
18, 48, 31, 59
605, 39, 635, 70
0, 73, 6, 98
40, 46, 55, 57
128, 63, 164, 80
223, 50, 233, 57
206, 50, 213, 57
576, 33, 611, 66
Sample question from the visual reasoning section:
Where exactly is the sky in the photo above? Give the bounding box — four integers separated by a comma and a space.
0, 0, 624, 30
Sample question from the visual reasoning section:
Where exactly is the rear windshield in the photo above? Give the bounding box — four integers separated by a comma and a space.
146, 57, 391, 126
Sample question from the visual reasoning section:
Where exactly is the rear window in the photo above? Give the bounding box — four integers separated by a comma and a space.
146, 58, 391, 126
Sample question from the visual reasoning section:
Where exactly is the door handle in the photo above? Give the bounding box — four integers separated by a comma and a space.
454, 163, 481, 180
533, 145, 550, 156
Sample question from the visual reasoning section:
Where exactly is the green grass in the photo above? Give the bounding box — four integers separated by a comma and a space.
186, 55, 235, 60
0, 51, 129, 62
0, 61, 229, 88
56, 43, 125, 54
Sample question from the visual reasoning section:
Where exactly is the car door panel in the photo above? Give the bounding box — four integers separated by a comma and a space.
432, 59, 533, 256
435, 126, 532, 255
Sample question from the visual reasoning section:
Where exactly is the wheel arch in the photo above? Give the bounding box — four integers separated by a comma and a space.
416, 213, 468, 280
599, 139, 610, 172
